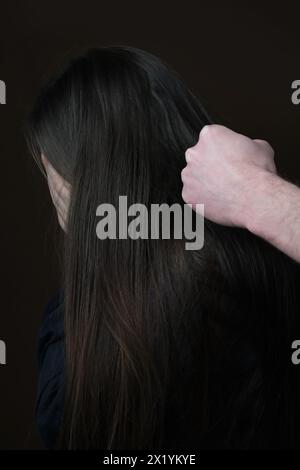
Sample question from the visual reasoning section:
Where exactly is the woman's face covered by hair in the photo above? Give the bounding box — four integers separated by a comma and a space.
41, 154, 70, 231
25, 46, 300, 450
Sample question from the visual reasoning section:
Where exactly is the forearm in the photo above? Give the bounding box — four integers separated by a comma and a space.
245, 172, 300, 262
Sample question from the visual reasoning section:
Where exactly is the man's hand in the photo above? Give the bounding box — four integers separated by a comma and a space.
41, 154, 71, 232
181, 124, 300, 262
181, 124, 276, 227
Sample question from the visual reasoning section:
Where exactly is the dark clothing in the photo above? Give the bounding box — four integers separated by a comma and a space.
36, 293, 64, 449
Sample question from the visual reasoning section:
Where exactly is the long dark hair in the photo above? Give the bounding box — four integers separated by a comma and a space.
26, 46, 300, 449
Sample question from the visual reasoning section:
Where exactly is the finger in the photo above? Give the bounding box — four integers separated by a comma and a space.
185, 149, 193, 163
181, 166, 190, 182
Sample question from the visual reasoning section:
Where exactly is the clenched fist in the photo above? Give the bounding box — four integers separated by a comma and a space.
181, 125, 276, 227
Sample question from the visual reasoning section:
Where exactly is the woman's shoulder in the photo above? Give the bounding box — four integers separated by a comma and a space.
36, 291, 65, 449
37, 290, 64, 363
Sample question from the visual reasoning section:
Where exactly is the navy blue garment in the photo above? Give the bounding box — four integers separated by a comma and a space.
36, 292, 65, 449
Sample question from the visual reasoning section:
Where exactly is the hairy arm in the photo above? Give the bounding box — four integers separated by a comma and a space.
245, 172, 300, 262
181, 124, 300, 262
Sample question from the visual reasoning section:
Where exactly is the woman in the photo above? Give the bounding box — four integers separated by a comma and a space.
25, 46, 300, 449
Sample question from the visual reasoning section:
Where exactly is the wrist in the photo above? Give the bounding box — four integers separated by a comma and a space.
242, 170, 284, 241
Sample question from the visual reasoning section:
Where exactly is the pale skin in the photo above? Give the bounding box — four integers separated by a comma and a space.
181, 124, 300, 263
42, 124, 300, 263
41, 154, 71, 232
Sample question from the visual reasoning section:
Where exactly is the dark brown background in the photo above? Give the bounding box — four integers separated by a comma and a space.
0, 0, 299, 449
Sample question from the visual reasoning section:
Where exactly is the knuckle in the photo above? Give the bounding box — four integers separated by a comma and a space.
200, 124, 211, 138
185, 148, 193, 161
256, 139, 274, 153
181, 167, 188, 181
181, 187, 189, 202
200, 124, 219, 140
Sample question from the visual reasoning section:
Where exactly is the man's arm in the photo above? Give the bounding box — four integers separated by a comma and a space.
245, 172, 300, 262
181, 124, 300, 262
